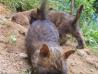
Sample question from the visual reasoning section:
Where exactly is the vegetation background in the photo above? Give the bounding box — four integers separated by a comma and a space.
0, 0, 98, 52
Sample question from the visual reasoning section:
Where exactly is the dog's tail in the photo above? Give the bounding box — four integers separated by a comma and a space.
72, 5, 83, 25
37, 0, 48, 20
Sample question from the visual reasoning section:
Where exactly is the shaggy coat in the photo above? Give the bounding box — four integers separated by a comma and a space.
25, 0, 75, 74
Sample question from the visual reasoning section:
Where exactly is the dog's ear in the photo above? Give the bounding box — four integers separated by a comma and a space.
40, 44, 50, 57
76, 4, 83, 19
72, 4, 83, 25
63, 50, 75, 59
77, 5, 83, 14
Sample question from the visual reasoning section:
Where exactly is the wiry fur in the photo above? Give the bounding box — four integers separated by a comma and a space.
25, 0, 75, 74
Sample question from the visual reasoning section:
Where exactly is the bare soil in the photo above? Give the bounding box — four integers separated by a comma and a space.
0, 4, 98, 74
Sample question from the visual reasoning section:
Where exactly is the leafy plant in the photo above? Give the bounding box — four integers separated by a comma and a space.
0, 0, 39, 11
8, 34, 17, 44
93, 0, 98, 13
20, 68, 32, 74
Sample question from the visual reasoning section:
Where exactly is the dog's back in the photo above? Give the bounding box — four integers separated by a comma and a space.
29, 20, 59, 44
48, 11, 74, 33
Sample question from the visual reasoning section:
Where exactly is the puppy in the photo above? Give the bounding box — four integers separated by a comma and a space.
48, 5, 84, 49
25, 0, 75, 74
11, 4, 84, 49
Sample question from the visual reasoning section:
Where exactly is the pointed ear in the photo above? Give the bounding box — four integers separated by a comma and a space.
77, 4, 83, 14
72, 5, 83, 25
40, 44, 50, 57
76, 4, 83, 19
63, 50, 75, 59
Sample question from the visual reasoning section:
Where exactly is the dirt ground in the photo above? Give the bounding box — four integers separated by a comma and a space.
0, 4, 98, 74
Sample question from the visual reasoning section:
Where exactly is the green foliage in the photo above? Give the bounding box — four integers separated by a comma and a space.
77, 0, 98, 51
19, 68, 32, 74
8, 34, 17, 44
75, 0, 95, 15
93, 0, 98, 13
49, 0, 70, 12
0, 0, 39, 11
81, 19, 98, 50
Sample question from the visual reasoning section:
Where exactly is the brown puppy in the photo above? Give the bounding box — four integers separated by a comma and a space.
25, 0, 75, 74
11, 4, 84, 49
48, 5, 84, 49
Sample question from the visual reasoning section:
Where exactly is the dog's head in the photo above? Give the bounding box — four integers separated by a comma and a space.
31, 43, 75, 74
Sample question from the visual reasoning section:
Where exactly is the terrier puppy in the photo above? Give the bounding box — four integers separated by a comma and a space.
48, 5, 84, 49
11, 3, 84, 49
25, 0, 75, 74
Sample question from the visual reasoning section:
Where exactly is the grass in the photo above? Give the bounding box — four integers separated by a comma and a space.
81, 16, 98, 52
0, 0, 39, 11
8, 33, 17, 44
19, 68, 32, 74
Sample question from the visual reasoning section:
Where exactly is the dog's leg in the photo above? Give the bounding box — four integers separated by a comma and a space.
72, 30, 84, 49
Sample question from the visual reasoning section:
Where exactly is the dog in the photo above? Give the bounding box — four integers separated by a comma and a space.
11, 3, 84, 49
25, 0, 75, 74
47, 5, 84, 49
